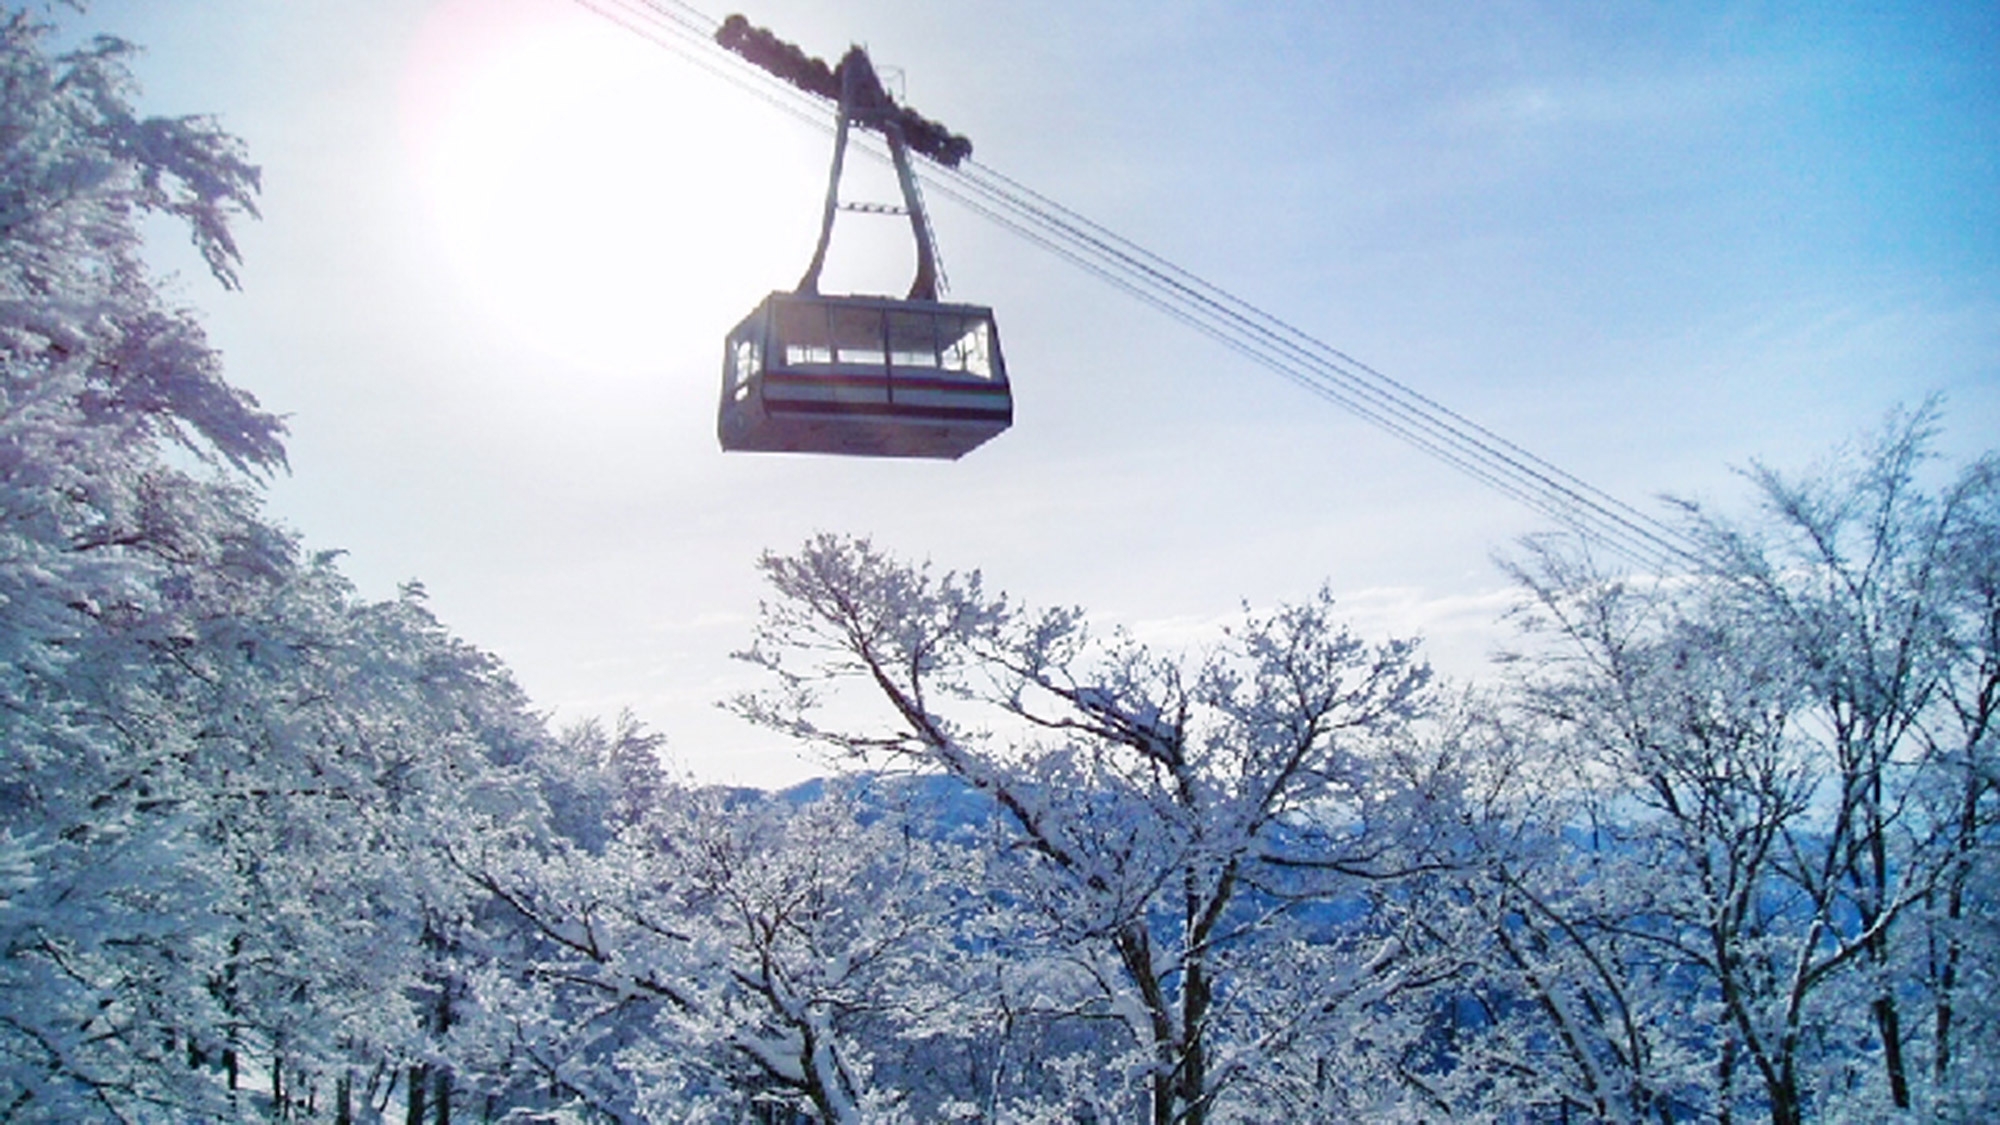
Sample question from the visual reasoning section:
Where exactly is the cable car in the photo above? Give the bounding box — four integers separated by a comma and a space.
715, 23, 1011, 459
720, 292, 1009, 458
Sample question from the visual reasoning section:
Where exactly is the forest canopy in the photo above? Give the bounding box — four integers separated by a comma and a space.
1, 9, 1994, 1124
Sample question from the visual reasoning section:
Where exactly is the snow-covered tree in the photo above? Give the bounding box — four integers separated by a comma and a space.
432, 770, 1000, 1123
735, 534, 1441, 1123
628, 783, 988, 1123
1468, 406, 2000, 1123
0, 13, 564, 1119
0, 10, 279, 1116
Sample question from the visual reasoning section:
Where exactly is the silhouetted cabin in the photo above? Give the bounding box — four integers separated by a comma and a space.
719, 292, 1011, 459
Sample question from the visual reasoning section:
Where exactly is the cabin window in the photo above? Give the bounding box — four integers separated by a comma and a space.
940, 316, 993, 378
775, 301, 832, 365
829, 305, 886, 366
888, 312, 940, 369
732, 339, 760, 393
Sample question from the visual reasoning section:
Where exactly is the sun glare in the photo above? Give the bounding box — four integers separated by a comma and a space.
399, 0, 811, 374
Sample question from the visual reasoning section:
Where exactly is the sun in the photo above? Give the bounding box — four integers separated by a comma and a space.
398, 0, 816, 374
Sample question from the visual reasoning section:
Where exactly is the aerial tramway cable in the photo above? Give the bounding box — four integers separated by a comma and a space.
569, 0, 1698, 571
581, 0, 1694, 569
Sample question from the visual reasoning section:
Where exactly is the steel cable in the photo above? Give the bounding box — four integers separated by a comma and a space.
572, 0, 1692, 571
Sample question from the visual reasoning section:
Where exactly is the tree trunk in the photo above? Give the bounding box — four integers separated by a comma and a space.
1114, 923, 1176, 1125
432, 1066, 452, 1125
1863, 786, 1912, 1109
1767, 1056, 1800, 1125
406, 1063, 428, 1125
1873, 992, 1910, 1109
1716, 1035, 1734, 1125
1935, 747, 1985, 1087
1180, 957, 1211, 1125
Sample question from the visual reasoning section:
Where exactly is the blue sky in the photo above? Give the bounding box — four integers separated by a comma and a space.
76, 0, 2000, 784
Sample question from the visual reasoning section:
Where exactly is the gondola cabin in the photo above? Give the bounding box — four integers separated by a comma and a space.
712, 31, 1011, 458
719, 292, 1011, 459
